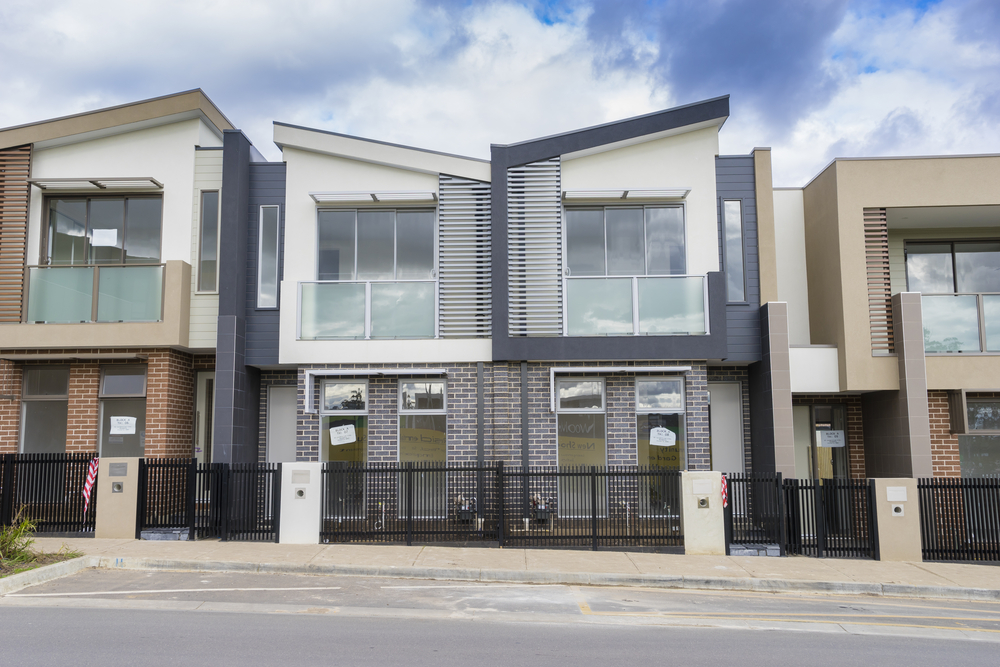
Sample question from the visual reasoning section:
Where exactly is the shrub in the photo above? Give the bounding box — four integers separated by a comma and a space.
0, 507, 37, 564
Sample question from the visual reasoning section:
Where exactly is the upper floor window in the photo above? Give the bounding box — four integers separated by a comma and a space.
722, 200, 746, 302
197, 191, 219, 292
905, 241, 1000, 294
563, 206, 704, 336
46, 196, 162, 265
318, 209, 435, 281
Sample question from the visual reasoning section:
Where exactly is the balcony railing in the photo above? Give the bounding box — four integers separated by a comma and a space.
565, 275, 708, 336
299, 280, 437, 340
25, 264, 164, 323
922, 293, 1000, 353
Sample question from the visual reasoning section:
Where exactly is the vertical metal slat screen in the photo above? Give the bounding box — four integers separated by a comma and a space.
864, 207, 893, 352
507, 157, 562, 336
0, 144, 31, 323
438, 175, 492, 337
919, 477, 1000, 561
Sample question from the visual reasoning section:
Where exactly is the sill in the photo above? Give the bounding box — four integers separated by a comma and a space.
194, 291, 220, 296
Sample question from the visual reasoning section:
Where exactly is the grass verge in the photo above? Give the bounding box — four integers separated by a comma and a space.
0, 507, 83, 578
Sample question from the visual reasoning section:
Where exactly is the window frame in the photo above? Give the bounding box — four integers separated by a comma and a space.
398, 378, 448, 415
554, 377, 606, 414
721, 198, 748, 304
635, 376, 686, 472
41, 194, 164, 266
319, 379, 369, 465
257, 204, 281, 309
904, 239, 1000, 294
966, 398, 1000, 434
99, 365, 148, 398
196, 190, 221, 294
19, 366, 70, 454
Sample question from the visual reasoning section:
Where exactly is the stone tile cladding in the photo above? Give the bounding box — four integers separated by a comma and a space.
928, 390, 961, 477
294, 361, 710, 470
791, 394, 866, 479
0, 348, 195, 457
257, 370, 297, 463
707, 366, 752, 472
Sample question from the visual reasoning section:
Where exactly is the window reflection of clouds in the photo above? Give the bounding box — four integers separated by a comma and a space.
558, 380, 602, 410
955, 243, 1000, 293
906, 250, 953, 293
637, 379, 683, 411
323, 382, 366, 411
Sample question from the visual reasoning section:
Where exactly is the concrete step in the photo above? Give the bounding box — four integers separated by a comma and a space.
729, 543, 781, 557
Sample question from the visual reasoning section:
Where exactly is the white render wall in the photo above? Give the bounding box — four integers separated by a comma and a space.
561, 126, 721, 278
188, 149, 223, 349
773, 188, 811, 346
27, 118, 222, 267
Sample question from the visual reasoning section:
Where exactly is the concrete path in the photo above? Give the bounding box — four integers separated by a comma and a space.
17, 537, 1000, 601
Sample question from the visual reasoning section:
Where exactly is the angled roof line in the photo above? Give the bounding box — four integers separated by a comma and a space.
801, 152, 1000, 190
272, 121, 489, 164
491, 95, 730, 167
0, 89, 235, 150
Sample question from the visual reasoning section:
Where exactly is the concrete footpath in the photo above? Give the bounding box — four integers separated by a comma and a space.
5, 536, 1000, 601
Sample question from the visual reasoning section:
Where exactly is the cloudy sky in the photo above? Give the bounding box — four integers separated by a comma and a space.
1, 0, 997, 185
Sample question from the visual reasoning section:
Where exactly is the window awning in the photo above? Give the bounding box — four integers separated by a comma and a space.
28, 177, 163, 191
304, 368, 447, 413
549, 365, 691, 412
0, 352, 148, 361
562, 188, 690, 201
309, 191, 437, 204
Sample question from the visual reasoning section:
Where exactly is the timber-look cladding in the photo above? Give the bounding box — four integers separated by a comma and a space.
864, 207, 893, 352
0, 144, 31, 323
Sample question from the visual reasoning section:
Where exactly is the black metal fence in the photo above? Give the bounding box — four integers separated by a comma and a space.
0, 453, 98, 533
136, 459, 280, 542
320, 462, 683, 550
919, 477, 1000, 561
723, 473, 785, 553
783, 478, 878, 559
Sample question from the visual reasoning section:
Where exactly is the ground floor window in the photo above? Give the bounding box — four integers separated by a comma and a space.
398, 380, 447, 517
20, 367, 69, 454
556, 378, 606, 516
98, 366, 147, 457
635, 378, 685, 471
792, 404, 849, 479
320, 380, 368, 463
959, 398, 1000, 475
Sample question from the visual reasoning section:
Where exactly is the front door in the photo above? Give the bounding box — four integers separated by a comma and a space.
194, 371, 215, 465
708, 382, 744, 473
267, 385, 298, 463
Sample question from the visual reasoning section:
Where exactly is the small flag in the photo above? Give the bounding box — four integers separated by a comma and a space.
83, 457, 99, 515
721, 474, 728, 509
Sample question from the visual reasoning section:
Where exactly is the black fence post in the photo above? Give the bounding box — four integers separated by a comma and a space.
723, 475, 733, 556
1, 453, 14, 527
776, 472, 786, 557
186, 458, 197, 541
591, 466, 598, 552
220, 464, 231, 542
273, 462, 282, 544
135, 458, 147, 539
497, 461, 505, 548
815, 480, 826, 558
406, 462, 414, 547
868, 478, 880, 561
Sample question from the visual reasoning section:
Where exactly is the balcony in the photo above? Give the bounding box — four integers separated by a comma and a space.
922, 293, 1000, 353
565, 275, 707, 336
299, 280, 436, 340
26, 264, 164, 323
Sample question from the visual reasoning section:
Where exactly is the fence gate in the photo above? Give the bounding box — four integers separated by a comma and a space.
783, 478, 878, 559
919, 477, 1000, 561
724, 472, 785, 554
1, 453, 98, 534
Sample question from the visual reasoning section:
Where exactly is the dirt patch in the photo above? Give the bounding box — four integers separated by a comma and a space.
0, 552, 81, 578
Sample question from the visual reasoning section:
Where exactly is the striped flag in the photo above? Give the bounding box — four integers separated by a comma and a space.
82, 458, 99, 515
721, 474, 728, 509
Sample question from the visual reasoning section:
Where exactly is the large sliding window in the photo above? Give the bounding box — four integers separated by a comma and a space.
398, 379, 446, 518
321, 380, 368, 519
47, 196, 162, 265
301, 208, 436, 339
564, 206, 704, 336
20, 368, 69, 454
197, 191, 219, 292
906, 241, 1000, 352
98, 366, 147, 458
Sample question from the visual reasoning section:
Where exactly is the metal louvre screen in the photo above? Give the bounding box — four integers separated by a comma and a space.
438, 175, 492, 337
507, 157, 562, 336
919, 477, 1000, 562
0, 144, 31, 322
1, 453, 98, 533
864, 207, 893, 352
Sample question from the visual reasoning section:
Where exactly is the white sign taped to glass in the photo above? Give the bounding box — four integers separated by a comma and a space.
819, 430, 845, 448
329, 424, 357, 446
650, 427, 677, 447
110, 416, 137, 435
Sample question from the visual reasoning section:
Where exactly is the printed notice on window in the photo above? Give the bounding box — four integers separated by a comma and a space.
329, 424, 357, 446
649, 427, 676, 447
91, 229, 118, 247
110, 416, 136, 435
819, 430, 845, 447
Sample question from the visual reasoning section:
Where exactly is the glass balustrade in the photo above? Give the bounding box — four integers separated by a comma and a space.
565, 275, 707, 336
638, 276, 707, 335
922, 293, 1000, 353
26, 265, 163, 323
299, 281, 435, 340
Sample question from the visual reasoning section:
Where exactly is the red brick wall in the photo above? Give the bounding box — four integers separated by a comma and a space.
791, 395, 866, 479
142, 349, 194, 458
928, 390, 961, 477
0, 360, 22, 453
66, 364, 99, 453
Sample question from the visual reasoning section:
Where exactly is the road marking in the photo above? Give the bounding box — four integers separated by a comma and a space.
8, 586, 343, 598
381, 584, 564, 589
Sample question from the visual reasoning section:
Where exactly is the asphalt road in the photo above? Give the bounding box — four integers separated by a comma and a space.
3, 569, 1000, 665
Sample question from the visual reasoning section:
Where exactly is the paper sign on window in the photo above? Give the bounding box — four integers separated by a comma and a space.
110, 416, 136, 435
329, 424, 357, 446
650, 427, 676, 447
819, 430, 845, 447
91, 229, 118, 247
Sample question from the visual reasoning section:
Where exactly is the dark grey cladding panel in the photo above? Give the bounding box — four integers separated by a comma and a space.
493, 96, 730, 168
717, 154, 761, 363
245, 162, 286, 367
492, 271, 728, 362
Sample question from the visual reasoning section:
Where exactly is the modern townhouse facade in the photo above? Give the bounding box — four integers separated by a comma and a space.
0, 90, 257, 463
759, 154, 1000, 481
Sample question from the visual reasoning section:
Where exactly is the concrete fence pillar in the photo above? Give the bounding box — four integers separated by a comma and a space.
279, 462, 323, 544
680, 470, 726, 555
871, 478, 922, 561
94, 457, 140, 540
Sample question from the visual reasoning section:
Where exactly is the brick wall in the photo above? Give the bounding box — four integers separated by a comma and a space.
144, 349, 195, 458
66, 363, 99, 453
792, 395, 866, 478
0, 361, 22, 453
928, 390, 961, 477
